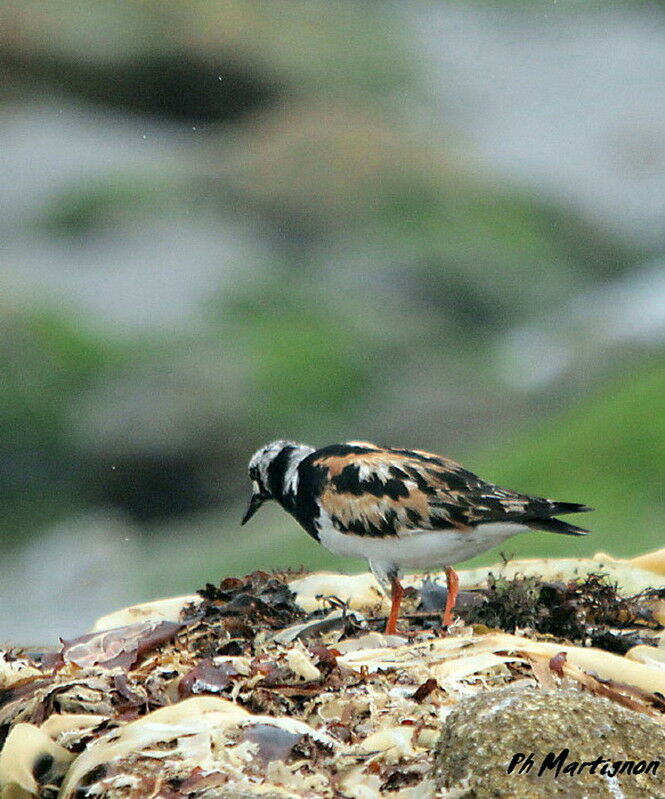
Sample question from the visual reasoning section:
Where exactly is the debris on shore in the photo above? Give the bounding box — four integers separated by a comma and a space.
1, 547, 664, 798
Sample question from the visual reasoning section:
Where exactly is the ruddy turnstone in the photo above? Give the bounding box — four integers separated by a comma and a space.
241, 440, 592, 634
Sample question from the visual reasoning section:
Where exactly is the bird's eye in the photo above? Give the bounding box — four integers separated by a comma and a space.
249, 467, 259, 481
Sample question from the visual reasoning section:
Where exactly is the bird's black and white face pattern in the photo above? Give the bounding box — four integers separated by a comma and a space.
242, 440, 315, 524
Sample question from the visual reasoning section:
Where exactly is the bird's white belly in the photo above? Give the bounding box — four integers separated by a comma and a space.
316, 519, 526, 570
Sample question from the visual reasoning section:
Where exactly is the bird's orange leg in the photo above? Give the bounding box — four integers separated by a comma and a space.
385, 576, 404, 635
442, 566, 459, 628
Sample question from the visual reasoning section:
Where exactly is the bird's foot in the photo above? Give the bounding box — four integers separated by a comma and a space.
442, 608, 455, 628
437, 613, 466, 637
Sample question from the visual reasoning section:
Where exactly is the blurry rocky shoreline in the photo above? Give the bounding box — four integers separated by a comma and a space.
2, 1, 665, 645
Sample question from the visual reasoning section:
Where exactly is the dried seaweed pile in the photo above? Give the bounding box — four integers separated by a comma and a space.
459, 572, 665, 653
1, 560, 664, 799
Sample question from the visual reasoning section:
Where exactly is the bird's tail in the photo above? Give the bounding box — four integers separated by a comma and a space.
526, 517, 589, 535
527, 501, 593, 535
547, 501, 593, 516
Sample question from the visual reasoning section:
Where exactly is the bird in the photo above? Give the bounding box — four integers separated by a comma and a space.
241, 440, 592, 635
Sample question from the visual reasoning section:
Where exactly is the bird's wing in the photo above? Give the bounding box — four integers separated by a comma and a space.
312, 442, 589, 537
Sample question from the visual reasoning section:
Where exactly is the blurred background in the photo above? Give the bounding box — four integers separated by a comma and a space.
1, 0, 664, 644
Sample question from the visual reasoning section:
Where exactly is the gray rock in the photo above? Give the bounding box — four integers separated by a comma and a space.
434, 684, 665, 799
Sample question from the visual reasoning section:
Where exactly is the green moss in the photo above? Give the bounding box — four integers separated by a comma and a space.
464, 359, 665, 562
222, 285, 376, 432
377, 182, 640, 330
0, 309, 123, 441
0, 307, 132, 543
38, 176, 174, 236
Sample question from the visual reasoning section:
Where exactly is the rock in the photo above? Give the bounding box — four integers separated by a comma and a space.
434, 684, 665, 799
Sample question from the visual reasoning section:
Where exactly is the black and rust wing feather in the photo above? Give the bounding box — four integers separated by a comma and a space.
310, 442, 591, 537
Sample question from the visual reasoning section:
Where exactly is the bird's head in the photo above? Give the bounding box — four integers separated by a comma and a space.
241, 439, 314, 525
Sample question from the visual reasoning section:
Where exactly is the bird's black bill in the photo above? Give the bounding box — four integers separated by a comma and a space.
241, 493, 265, 525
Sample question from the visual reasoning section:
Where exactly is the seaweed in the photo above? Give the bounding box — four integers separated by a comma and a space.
461, 571, 663, 648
